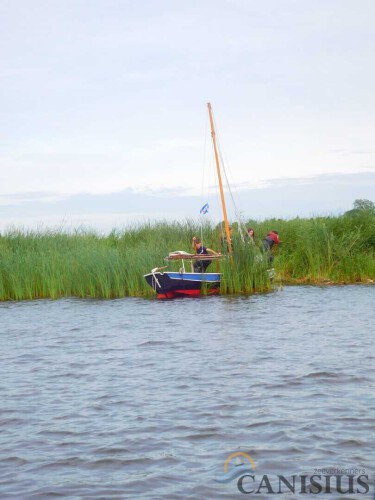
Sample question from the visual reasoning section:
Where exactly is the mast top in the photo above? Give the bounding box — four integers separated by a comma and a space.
207, 103, 232, 255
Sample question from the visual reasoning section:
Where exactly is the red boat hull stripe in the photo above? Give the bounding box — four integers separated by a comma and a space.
157, 289, 219, 299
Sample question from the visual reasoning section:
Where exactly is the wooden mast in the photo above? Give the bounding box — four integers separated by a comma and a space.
207, 102, 232, 254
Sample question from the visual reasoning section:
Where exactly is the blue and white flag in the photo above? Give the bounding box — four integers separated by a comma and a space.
200, 203, 209, 215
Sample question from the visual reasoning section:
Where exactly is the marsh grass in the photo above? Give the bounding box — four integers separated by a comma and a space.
0, 212, 373, 300
248, 213, 375, 284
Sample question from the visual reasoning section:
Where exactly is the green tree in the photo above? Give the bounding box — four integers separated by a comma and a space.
345, 199, 375, 216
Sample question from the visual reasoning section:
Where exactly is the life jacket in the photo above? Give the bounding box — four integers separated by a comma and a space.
268, 232, 280, 245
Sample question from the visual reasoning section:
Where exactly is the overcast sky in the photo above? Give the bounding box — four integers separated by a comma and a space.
1, 0, 374, 230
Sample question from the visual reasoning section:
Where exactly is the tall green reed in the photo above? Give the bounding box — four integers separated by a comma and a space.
0, 212, 373, 301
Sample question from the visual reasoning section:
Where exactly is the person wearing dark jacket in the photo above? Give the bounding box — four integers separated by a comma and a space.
192, 236, 218, 272
262, 231, 280, 265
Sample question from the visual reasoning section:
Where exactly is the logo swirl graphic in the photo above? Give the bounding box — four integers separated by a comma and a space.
215, 452, 255, 484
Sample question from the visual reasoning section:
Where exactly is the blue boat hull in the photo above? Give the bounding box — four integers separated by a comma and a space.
144, 271, 221, 298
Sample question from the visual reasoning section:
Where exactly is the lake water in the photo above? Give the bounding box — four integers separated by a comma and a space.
0, 286, 374, 499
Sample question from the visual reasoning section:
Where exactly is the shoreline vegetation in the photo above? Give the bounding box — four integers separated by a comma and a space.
0, 207, 374, 301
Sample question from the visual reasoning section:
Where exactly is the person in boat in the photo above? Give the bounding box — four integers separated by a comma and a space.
192, 236, 218, 272
262, 230, 281, 265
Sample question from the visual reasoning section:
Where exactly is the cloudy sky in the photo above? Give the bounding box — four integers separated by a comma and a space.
1, 0, 374, 230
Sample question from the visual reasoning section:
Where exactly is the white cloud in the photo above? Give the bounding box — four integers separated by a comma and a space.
0, 0, 374, 207
0, 172, 373, 232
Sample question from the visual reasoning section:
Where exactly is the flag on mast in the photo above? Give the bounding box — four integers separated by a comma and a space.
200, 203, 209, 215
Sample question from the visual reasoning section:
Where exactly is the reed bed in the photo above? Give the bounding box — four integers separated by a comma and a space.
0, 212, 373, 301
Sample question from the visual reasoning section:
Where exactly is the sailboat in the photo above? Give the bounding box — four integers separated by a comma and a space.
144, 103, 233, 298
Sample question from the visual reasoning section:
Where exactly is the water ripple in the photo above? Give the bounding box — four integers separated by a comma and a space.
0, 285, 373, 498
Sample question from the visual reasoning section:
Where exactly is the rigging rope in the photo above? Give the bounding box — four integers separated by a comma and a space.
200, 105, 250, 249
212, 113, 248, 244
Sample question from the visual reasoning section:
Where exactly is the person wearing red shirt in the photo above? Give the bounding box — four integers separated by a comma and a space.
262, 231, 281, 265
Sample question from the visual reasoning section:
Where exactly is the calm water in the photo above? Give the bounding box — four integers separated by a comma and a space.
0, 286, 374, 499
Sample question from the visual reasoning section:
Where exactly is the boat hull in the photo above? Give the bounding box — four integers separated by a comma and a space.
144, 271, 221, 299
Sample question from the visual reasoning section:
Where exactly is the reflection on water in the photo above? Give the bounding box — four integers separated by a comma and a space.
0, 286, 374, 498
